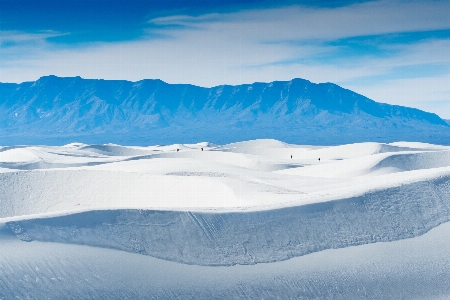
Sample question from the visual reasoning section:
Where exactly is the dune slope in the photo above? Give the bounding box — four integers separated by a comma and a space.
1, 139, 450, 297
1, 220, 450, 299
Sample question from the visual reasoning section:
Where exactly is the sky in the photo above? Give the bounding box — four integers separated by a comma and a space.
1, 0, 450, 118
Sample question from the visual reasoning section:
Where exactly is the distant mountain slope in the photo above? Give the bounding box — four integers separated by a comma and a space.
0, 75, 449, 145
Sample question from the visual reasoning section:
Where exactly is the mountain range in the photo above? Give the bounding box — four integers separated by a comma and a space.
0, 75, 449, 145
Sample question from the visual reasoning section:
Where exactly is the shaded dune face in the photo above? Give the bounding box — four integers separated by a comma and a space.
1, 222, 450, 300
372, 151, 450, 172
6, 176, 450, 266
1, 139, 450, 267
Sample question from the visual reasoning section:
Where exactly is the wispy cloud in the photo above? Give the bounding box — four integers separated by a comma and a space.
146, 0, 450, 40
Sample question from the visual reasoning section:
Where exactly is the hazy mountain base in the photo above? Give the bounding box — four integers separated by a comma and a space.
5, 174, 450, 266
2, 123, 450, 146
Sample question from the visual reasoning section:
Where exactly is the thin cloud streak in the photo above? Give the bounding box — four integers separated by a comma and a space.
148, 0, 450, 41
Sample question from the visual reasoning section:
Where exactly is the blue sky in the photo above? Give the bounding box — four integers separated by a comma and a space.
1, 0, 450, 118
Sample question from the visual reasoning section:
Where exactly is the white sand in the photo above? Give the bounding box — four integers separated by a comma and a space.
1, 139, 450, 298
1, 139, 449, 218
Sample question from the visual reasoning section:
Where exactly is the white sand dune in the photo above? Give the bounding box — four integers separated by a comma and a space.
1, 220, 450, 299
1, 139, 450, 298
0, 148, 41, 163
79, 144, 159, 156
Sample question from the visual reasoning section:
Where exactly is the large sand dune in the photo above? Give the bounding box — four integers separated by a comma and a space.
1, 139, 450, 298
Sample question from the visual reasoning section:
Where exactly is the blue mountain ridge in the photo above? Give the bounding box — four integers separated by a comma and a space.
0, 75, 449, 145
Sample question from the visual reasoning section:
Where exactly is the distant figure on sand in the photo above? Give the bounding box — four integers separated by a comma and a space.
201, 147, 203, 151
318, 158, 320, 161
177, 148, 179, 152
291, 155, 292, 159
